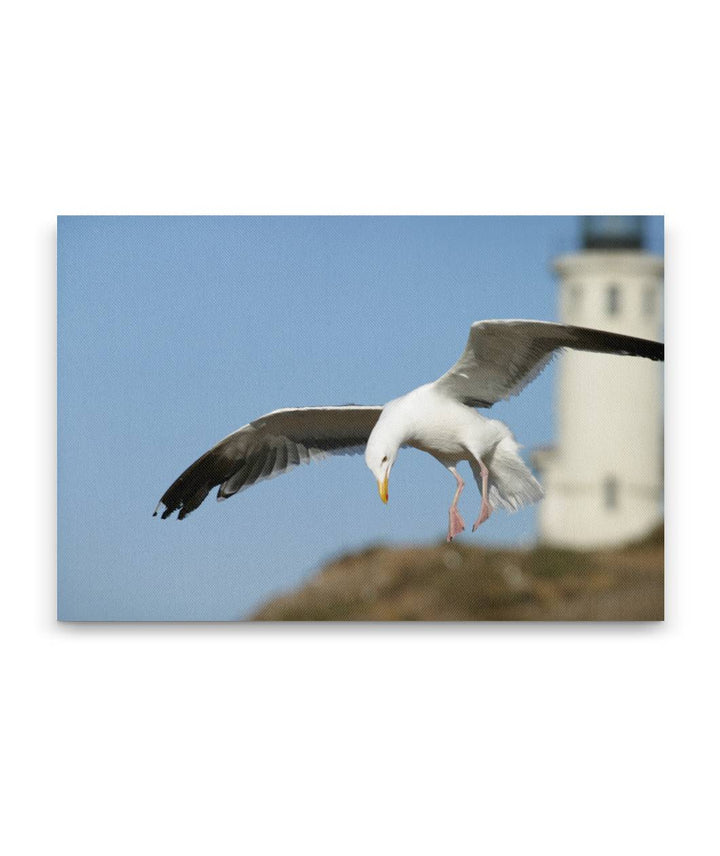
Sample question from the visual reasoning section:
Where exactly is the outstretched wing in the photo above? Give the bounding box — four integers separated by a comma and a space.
433, 319, 664, 408
155, 406, 383, 520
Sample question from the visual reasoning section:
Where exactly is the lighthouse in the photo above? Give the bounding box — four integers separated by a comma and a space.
534, 216, 664, 548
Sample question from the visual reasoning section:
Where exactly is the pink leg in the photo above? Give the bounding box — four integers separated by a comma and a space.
472, 458, 492, 532
447, 466, 465, 542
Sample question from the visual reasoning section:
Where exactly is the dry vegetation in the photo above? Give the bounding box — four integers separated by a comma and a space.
252, 526, 664, 621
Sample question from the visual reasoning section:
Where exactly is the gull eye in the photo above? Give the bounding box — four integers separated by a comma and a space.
382, 456, 388, 464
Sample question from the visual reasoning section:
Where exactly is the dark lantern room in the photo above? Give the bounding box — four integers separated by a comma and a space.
581, 215, 645, 250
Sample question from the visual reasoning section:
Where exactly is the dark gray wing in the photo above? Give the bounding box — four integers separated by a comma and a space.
155, 406, 383, 520
433, 320, 664, 408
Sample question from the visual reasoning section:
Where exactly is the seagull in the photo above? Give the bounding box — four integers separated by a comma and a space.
154, 320, 664, 541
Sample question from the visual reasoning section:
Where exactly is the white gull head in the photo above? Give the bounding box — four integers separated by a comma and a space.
364, 403, 405, 504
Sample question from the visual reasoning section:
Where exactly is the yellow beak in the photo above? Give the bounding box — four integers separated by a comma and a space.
377, 473, 389, 504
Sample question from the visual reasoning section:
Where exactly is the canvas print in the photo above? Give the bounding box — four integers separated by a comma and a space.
57, 215, 664, 621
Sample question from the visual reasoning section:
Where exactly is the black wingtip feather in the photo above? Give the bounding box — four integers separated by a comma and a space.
155, 446, 237, 520
567, 325, 665, 363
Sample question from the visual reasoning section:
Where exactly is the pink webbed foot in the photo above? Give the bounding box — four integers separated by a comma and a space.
472, 501, 491, 532
447, 506, 466, 542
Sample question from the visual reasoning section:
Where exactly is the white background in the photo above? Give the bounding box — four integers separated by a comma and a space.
2, 1, 718, 854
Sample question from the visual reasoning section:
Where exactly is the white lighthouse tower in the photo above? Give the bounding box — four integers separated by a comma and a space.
534, 216, 664, 549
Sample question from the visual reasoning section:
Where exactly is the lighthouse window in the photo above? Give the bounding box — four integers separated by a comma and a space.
606, 284, 620, 316
604, 476, 618, 510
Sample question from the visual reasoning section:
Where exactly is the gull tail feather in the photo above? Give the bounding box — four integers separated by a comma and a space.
486, 437, 544, 512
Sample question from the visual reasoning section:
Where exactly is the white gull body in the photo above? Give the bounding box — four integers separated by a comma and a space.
365, 383, 541, 539
155, 319, 664, 541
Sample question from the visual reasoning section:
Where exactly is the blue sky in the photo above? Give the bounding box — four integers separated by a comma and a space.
57, 215, 663, 620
